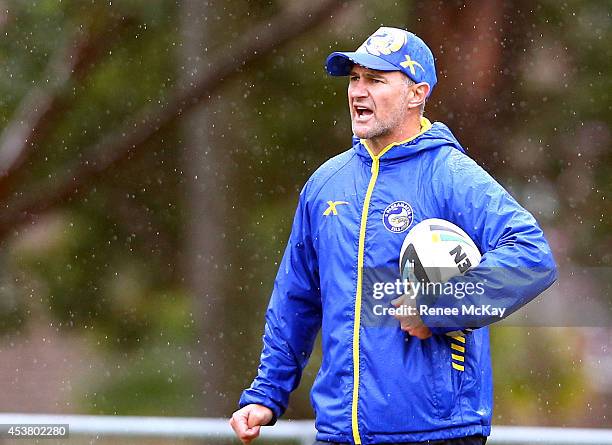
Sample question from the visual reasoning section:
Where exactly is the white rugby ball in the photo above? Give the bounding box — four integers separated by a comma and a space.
399, 218, 481, 283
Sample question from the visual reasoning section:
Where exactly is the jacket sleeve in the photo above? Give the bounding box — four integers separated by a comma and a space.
238, 182, 322, 421
420, 150, 558, 334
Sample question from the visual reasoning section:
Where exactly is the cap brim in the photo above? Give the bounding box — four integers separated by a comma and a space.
325, 51, 398, 76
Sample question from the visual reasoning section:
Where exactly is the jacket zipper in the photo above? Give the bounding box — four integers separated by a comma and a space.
351, 119, 432, 444
351, 156, 380, 445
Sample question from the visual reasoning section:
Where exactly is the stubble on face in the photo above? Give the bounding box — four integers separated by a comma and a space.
348, 68, 415, 145
351, 87, 411, 141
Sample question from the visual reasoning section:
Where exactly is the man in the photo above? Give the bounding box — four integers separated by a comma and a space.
230, 27, 557, 444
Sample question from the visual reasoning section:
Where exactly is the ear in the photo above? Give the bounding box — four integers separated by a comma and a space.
407, 83, 430, 109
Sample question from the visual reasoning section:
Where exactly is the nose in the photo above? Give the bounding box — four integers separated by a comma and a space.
348, 79, 368, 99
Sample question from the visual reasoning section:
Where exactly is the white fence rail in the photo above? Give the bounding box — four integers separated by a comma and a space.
0, 413, 611, 444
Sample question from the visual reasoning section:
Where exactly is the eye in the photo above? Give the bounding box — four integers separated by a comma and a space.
350, 75, 359, 82
372, 78, 384, 84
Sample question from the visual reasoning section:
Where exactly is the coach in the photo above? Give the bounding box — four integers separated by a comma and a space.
230, 27, 557, 445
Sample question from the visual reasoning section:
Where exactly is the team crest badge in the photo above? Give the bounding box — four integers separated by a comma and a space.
383, 201, 413, 233
359, 27, 407, 56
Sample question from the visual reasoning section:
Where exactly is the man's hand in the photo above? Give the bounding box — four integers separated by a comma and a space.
229, 404, 274, 444
391, 294, 432, 339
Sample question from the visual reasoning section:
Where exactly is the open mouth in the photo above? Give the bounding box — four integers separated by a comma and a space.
354, 105, 373, 120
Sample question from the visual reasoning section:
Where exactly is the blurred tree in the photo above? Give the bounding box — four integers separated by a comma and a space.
0, 0, 348, 417
179, 0, 231, 415
414, 0, 506, 160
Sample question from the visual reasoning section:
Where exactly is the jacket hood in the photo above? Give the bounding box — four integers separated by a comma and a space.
352, 119, 466, 162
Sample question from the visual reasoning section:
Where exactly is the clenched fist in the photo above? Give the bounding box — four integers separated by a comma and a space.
229, 404, 274, 444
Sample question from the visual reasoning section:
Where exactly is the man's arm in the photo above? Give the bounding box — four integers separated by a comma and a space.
419, 151, 557, 333
233, 183, 322, 432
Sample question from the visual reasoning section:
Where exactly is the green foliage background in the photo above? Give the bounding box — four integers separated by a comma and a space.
0, 0, 609, 427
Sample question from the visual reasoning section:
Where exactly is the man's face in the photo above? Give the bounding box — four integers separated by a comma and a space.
348, 65, 412, 141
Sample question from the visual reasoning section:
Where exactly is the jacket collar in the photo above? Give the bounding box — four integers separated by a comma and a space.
352, 118, 465, 162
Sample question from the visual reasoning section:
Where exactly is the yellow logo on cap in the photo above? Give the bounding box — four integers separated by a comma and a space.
361, 27, 407, 56
400, 54, 424, 75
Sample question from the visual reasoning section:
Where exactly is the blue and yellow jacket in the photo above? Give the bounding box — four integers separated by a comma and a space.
239, 118, 557, 444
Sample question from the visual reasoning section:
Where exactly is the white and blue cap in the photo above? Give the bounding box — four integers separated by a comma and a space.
326, 27, 437, 97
